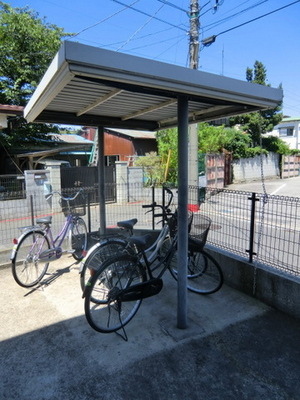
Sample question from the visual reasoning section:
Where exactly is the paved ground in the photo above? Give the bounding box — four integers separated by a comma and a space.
1, 254, 300, 400
227, 175, 300, 197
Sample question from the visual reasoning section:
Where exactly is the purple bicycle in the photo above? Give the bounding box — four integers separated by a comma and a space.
11, 189, 87, 288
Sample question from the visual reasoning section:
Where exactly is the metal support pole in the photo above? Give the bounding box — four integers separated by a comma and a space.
152, 185, 155, 230
97, 126, 106, 235
188, 0, 200, 192
177, 95, 189, 329
30, 195, 34, 226
87, 192, 91, 233
246, 192, 259, 263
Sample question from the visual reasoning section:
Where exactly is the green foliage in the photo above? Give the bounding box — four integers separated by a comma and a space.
221, 128, 252, 159
156, 128, 178, 183
197, 123, 227, 153
230, 60, 283, 146
0, 2, 70, 105
0, 118, 60, 149
261, 135, 293, 155
134, 152, 164, 185
0, 2, 72, 148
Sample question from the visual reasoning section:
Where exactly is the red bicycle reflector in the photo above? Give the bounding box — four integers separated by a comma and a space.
13, 238, 18, 245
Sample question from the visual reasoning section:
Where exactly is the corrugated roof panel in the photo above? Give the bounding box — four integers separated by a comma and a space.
24, 41, 283, 130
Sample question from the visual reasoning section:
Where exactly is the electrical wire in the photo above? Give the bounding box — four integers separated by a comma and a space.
125, 33, 186, 53
153, 35, 187, 61
111, 0, 187, 32
202, 0, 269, 33
212, 0, 300, 40
116, 4, 165, 51
72, 0, 141, 38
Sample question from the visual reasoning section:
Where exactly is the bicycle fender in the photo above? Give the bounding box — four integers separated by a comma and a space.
10, 229, 46, 261
79, 237, 129, 273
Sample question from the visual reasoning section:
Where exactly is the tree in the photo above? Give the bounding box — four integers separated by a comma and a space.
0, 2, 72, 150
0, 2, 69, 105
156, 128, 178, 183
230, 61, 283, 146
134, 151, 164, 185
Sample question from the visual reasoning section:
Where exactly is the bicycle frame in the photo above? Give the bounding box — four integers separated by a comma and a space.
137, 231, 177, 280
46, 213, 76, 254
11, 188, 84, 263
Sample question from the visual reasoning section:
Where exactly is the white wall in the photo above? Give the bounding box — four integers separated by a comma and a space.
232, 152, 280, 183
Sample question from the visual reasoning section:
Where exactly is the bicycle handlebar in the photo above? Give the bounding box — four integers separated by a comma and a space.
142, 186, 174, 222
46, 188, 84, 202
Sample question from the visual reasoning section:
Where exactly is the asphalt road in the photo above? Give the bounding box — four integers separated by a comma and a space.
227, 175, 300, 197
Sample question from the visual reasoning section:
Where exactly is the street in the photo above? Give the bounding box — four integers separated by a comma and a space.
227, 175, 300, 197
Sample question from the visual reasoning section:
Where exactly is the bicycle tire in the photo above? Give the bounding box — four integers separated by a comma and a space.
84, 253, 146, 333
71, 217, 88, 261
12, 230, 51, 288
80, 238, 133, 293
168, 249, 223, 294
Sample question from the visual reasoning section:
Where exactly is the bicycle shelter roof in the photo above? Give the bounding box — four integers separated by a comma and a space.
24, 41, 282, 129
24, 40, 283, 329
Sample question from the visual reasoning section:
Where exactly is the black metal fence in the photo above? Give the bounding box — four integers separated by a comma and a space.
189, 187, 300, 277
0, 175, 26, 200
1, 184, 300, 279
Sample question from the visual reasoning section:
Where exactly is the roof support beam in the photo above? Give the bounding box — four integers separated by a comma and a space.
76, 89, 123, 116
121, 99, 177, 121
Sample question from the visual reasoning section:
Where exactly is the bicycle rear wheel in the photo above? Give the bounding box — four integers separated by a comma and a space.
80, 238, 132, 292
12, 230, 50, 287
71, 217, 88, 261
84, 254, 145, 333
168, 249, 223, 294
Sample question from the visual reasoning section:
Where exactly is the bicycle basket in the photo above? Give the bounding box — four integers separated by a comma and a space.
61, 191, 86, 217
188, 214, 211, 252
168, 210, 194, 238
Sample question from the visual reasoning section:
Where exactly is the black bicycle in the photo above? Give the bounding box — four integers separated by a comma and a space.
83, 209, 223, 339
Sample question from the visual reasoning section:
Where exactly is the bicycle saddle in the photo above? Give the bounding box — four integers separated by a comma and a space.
128, 234, 152, 250
36, 216, 52, 225
117, 218, 138, 230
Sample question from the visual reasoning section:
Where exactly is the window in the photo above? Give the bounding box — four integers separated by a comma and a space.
279, 127, 294, 136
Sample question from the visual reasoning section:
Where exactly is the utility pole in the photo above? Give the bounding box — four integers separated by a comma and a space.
189, 0, 200, 70
188, 0, 200, 201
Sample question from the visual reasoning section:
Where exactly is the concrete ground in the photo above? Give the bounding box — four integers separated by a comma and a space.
1, 254, 300, 400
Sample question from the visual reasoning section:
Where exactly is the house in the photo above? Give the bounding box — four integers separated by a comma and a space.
269, 117, 300, 150
0, 104, 24, 129
80, 127, 157, 166
15, 133, 93, 170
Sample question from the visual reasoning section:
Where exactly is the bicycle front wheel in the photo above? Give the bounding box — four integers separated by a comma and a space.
84, 254, 145, 333
168, 250, 223, 294
80, 238, 132, 293
71, 217, 88, 261
12, 230, 50, 287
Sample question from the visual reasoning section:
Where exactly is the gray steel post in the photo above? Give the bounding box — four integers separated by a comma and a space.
97, 126, 106, 235
177, 95, 189, 329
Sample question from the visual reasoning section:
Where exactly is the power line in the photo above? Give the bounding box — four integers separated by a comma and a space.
72, 0, 141, 38
202, 0, 300, 45
111, 0, 187, 32
116, 4, 165, 50
202, 0, 269, 33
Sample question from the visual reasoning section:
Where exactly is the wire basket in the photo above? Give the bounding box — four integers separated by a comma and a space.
61, 192, 86, 217
188, 214, 211, 252
167, 210, 194, 238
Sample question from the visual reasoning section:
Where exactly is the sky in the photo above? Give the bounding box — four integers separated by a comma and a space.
7, 0, 300, 117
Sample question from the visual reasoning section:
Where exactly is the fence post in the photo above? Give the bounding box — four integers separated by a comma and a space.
152, 186, 155, 230
87, 192, 91, 233
246, 192, 259, 263
30, 194, 34, 226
